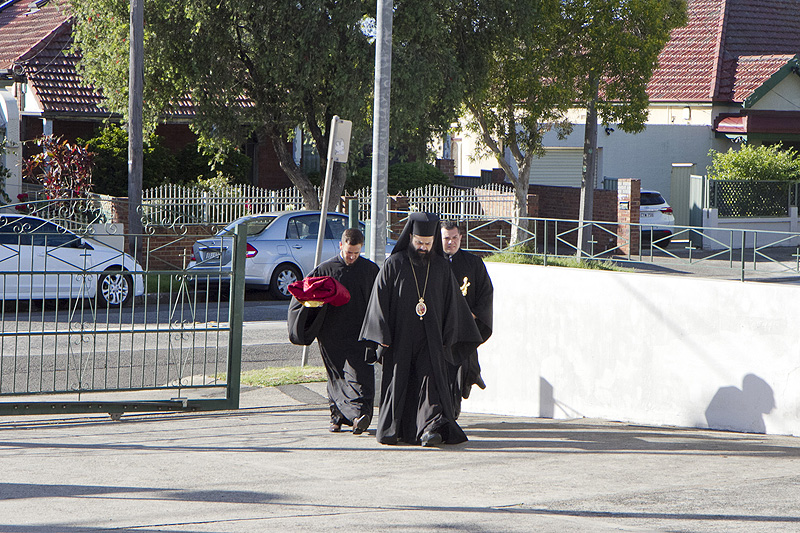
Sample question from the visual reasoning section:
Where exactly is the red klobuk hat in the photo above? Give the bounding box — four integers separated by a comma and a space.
288, 276, 351, 307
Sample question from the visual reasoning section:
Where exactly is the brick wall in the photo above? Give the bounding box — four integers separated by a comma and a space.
528, 184, 618, 252
435, 159, 455, 181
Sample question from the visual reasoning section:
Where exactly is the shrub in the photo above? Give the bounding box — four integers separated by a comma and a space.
80, 125, 177, 196
0, 165, 10, 204
387, 162, 450, 194
707, 143, 800, 181
175, 141, 251, 186
79, 126, 252, 197
22, 135, 94, 199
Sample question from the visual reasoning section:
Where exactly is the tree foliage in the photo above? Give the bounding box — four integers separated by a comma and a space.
707, 143, 800, 182
567, 0, 687, 134
78, 125, 252, 197
71, 0, 465, 209
452, 0, 686, 243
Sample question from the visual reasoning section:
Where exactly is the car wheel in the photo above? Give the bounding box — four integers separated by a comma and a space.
99, 269, 133, 307
269, 263, 300, 300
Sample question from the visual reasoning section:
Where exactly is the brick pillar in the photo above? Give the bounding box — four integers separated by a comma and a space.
616, 179, 640, 255
435, 158, 455, 181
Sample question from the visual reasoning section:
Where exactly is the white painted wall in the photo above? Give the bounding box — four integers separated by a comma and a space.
540, 124, 731, 202
0, 88, 22, 200
463, 262, 800, 437
701, 208, 800, 249
750, 75, 800, 112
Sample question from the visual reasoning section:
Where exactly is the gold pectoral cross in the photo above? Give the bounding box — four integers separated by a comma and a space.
460, 277, 470, 297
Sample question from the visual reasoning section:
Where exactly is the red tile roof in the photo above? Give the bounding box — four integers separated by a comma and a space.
648, 0, 800, 103
23, 22, 109, 116
0, 0, 71, 69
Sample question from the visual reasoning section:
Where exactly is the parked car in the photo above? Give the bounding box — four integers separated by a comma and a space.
188, 211, 394, 300
640, 190, 674, 247
0, 214, 145, 306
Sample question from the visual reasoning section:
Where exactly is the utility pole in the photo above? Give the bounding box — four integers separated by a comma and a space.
577, 78, 599, 259
128, 0, 144, 259
369, 0, 392, 264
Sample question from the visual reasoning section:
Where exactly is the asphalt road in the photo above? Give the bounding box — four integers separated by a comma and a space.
0, 295, 310, 397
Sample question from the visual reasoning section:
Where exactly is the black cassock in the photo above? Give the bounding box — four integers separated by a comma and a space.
288, 254, 379, 426
360, 249, 482, 445
448, 249, 494, 413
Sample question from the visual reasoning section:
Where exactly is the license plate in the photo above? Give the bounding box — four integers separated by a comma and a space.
202, 249, 222, 260
640, 212, 653, 218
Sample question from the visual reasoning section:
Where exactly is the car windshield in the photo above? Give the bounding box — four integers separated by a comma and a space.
641, 192, 666, 206
217, 216, 277, 237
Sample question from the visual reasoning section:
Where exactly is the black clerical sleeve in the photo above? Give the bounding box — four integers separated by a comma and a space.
451, 250, 493, 343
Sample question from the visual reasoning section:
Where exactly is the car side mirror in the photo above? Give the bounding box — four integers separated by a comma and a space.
73, 239, 94, 250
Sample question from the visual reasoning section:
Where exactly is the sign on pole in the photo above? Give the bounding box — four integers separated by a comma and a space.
302, 116, 352, 367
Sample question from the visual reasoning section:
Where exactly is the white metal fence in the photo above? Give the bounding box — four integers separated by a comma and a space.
144, 183, 518, 227
142, 184, 317, 227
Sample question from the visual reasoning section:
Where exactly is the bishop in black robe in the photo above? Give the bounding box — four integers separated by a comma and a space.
288, 232, 379, 432
360, 213, 482, 446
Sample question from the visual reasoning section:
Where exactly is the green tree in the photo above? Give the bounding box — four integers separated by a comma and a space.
568, 0, 687, 254
452, 0, 686, 245
71, 0, 465, 210
707, 143, 800, 181
453, 0, 578, 243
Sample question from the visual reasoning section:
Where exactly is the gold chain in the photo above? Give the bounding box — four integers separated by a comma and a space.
409, 257, 430, 304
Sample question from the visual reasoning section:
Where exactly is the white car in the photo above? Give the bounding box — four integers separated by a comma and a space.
0, 214, 145, 306
640, 190, 675, 247
188, 211, 391, 300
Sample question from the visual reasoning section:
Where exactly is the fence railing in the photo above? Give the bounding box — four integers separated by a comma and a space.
142, 184, 319, 226
142, 183, 519, 228
0, 219, 247, 416
707, 179, 800, 217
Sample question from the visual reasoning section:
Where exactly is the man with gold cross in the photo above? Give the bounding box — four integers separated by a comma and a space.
441, 220, 494, 419
360, 212, 482, 447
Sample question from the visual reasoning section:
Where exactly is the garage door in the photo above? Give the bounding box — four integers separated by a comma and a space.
528, 147, 599, 187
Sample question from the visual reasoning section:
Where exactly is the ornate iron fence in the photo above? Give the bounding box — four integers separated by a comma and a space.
0, 201, 246, 416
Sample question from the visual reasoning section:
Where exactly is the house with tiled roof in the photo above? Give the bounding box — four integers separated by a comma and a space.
0, 0, 293, 200
453, 0, 800, 202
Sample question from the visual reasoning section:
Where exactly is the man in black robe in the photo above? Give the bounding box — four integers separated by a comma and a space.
288, 228, 379, 434
441, 220, 494, 418
360, 213, 482, 447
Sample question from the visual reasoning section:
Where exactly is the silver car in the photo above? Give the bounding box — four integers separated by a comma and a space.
188, 211, 383, 299
0, 214, 145, 306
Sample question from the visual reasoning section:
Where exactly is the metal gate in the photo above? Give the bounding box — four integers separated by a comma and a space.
0, 210, 246, 417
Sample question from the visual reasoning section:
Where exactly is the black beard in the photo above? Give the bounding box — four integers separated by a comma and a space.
408, 246, 430, 265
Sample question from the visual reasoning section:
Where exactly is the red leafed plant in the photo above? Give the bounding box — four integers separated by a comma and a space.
22, 135, 95, 200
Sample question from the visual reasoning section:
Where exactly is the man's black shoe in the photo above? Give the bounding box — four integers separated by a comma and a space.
352, 414, 370, 435
329, 422, 342, 433
420, 431, 443, 447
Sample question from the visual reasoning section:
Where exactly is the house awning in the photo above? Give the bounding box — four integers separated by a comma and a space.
714, 111, 800, 141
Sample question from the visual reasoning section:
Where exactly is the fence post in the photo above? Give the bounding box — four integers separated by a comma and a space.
226, 222, 247, 409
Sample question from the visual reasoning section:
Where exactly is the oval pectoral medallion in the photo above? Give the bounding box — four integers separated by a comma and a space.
415, 298, 427, 320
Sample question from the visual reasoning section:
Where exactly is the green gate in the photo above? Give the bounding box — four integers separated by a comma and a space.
0, 210, 246, 417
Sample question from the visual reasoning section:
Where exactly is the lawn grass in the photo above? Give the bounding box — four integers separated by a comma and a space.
217, 366, 327, 387
484, 244, 626, 271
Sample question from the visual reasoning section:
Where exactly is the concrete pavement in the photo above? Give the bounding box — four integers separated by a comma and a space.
1, 382, 799, 532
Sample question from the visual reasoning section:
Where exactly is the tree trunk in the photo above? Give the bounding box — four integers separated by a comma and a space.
468, 103, 531, 247
577, 77, 599, 258
268, 128, 320, 210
